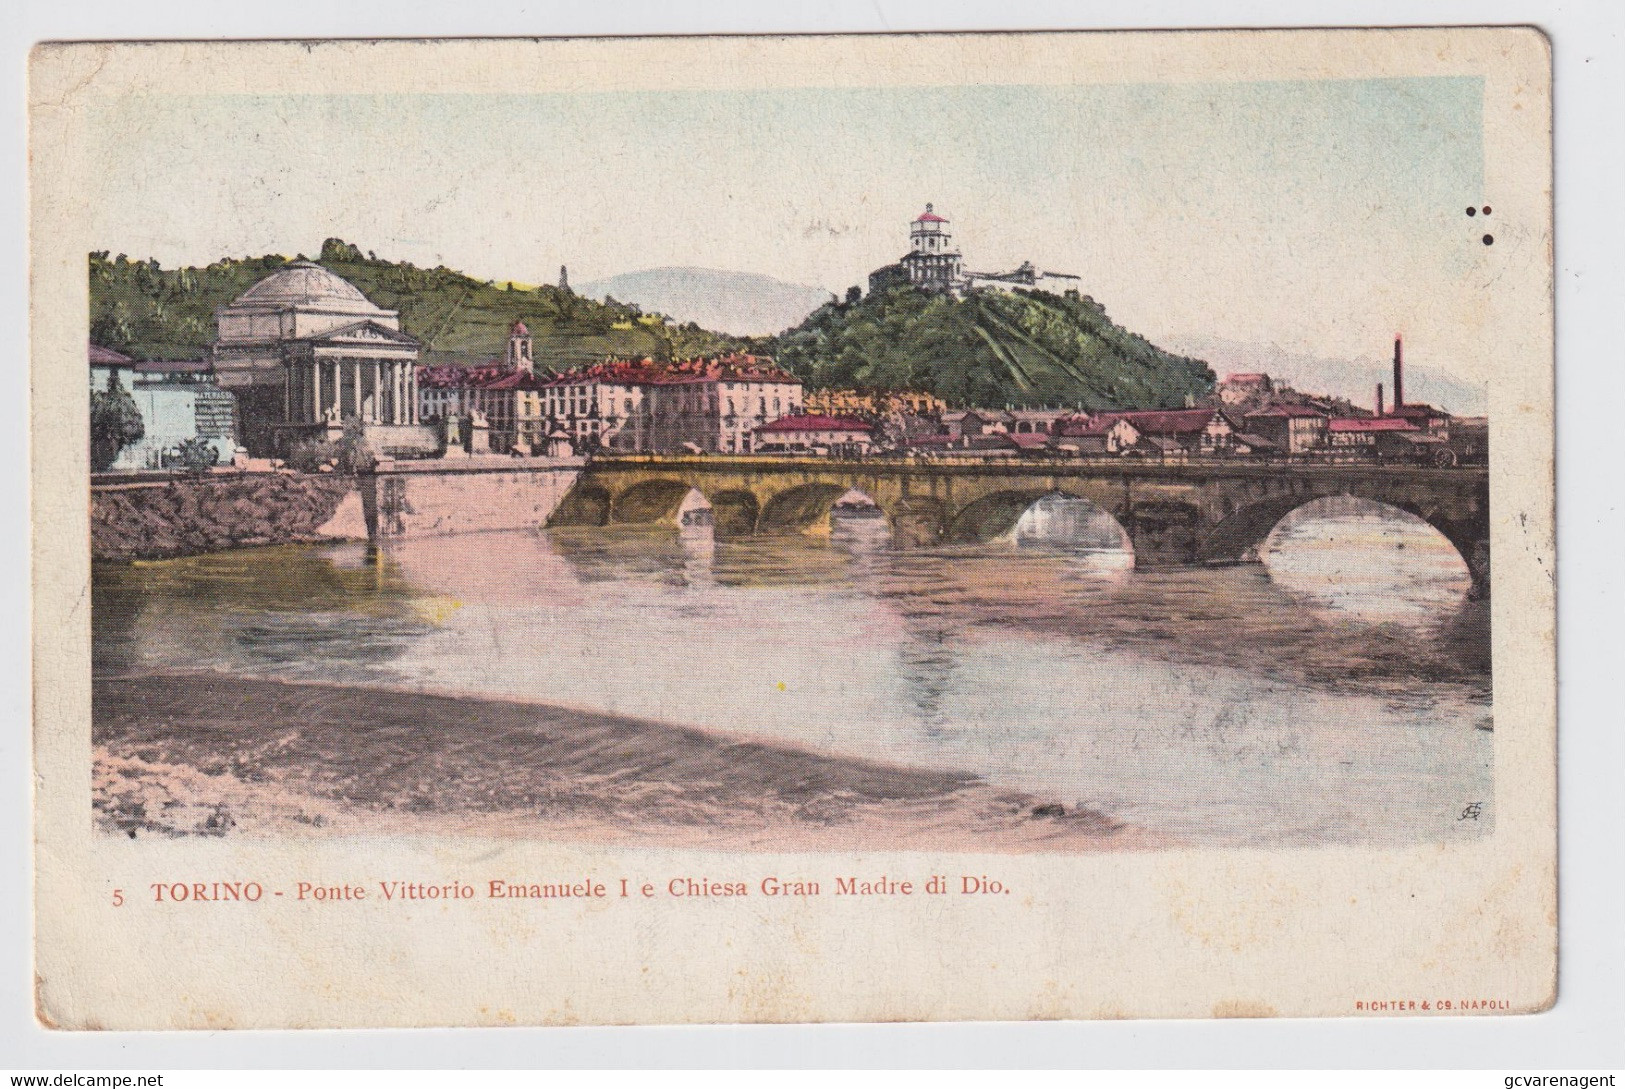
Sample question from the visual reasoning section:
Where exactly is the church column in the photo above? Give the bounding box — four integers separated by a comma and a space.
351, 359, 361, 420
394, 362, 405, 424
409, 365, 419, 424
310, 359, 322, 422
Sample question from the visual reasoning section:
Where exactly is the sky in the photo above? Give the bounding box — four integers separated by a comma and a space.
80, 77, 1489, 405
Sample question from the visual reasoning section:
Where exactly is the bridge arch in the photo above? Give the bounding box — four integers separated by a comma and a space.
1198, 492, 1488, 592
947, 489, 1132, 551
758, 483, 885, 535
549, 481, 612, 526
611, 479, 697, 525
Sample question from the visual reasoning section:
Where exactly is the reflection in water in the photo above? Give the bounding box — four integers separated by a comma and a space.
93, 504, 1492, 849
676, 487, 714, 529
1263, 497, 1471, 623
1011, 493, 1134, 558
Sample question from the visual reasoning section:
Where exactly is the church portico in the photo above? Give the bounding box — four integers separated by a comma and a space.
212, 261, 435, 456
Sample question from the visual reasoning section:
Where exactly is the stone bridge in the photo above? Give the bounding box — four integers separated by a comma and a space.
554, 454, 1492, 592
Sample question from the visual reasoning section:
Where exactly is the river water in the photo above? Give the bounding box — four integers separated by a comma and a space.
93, 496, 1492, 850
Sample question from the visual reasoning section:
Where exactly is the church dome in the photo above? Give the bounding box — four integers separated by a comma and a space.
232, 261, 379, 310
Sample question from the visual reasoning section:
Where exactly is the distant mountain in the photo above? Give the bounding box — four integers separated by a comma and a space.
577, 267, 834, 337
89, 239, 746, 369
1165, 333, 1488, 417
771, 285, 1215, 410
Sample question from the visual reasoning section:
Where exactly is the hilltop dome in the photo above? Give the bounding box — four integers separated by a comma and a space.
232, 260, 378, 310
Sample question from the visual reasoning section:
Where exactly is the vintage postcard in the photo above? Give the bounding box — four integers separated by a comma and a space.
31, 29, 1554, 1028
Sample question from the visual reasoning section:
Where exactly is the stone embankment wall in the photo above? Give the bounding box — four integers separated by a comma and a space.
90, 457, 586, 561
369, 457, 584, 539
91, 473, 359, 561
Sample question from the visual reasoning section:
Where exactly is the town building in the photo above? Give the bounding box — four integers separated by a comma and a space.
802, 388, 947, 417
89, 344, 238, 470
90, 343, 136, 393
752, 414, 874, 456
1240, 403, 1328, 454
1005, 408, 1074, 437
1050, 415, 1143, 456
1050, 407, 1255, 457
543, 354, 803, 454
210, 261, 430, 456
418, 323, 549, 454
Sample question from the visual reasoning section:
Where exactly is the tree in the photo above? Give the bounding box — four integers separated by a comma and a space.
90, 372, 145, 471
168, 436, 219, 474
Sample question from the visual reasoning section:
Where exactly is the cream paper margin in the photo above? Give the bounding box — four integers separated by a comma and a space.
29, 29, 1555, 1029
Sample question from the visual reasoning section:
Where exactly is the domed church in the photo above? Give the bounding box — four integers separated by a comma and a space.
211, 261, 430, 455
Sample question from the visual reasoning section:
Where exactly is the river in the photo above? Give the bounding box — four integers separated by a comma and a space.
92, 496, 1492, 850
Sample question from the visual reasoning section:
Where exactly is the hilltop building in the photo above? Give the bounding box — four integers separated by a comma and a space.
210, 261, 430, 456
868, 204, 1081, 297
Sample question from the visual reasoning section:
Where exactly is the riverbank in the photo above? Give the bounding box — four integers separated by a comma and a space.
92, 673, 1151, 853
91, 473, 360, 560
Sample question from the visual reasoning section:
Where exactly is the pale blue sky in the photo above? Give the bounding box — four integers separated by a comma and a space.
83, 77, 1486, 391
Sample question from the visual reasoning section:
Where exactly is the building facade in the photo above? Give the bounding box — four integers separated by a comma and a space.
543, 354, 803, 454
210, 261, 428, 456
752, 414, 874, 456
1240, 404, 1329, 454
90, 344, 238, 470
419, 323, 550, 454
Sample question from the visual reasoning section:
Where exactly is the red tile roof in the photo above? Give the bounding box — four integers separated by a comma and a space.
1079, 408, 1229, 435
478, 370, 546, 390
915, 211, 948, 223
1223, 372, 1270, 383
755, 414, 872, 434
89, 343, 132, 365
544, 354, 798, 389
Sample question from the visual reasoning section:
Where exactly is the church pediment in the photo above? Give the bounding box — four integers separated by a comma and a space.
309, 320, 420, 347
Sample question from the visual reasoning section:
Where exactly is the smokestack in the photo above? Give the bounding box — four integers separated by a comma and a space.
1376, 383, 1385, 417
1392, 336, 1405, 411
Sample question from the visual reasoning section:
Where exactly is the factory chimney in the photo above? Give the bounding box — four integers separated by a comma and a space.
1392, 336, 1405, 411
1376, 383, 1385, 417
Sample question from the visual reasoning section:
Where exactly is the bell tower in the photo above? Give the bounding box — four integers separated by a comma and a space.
902, 203, 962, 291
910, 203, 953, 254
507, 320, 534, 375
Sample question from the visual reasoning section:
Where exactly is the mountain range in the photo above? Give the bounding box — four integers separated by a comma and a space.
577, 267, 834, 337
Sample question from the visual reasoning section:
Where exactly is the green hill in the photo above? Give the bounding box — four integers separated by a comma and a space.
88, 238, 746, 368
771, 284, 1214, 410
